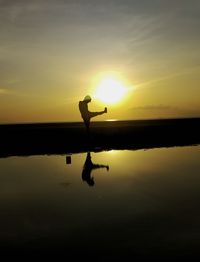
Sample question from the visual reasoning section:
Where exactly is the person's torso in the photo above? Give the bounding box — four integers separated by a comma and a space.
79, 101, 89, 119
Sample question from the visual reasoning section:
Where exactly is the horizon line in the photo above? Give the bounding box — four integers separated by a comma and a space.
0, 116, 200, 126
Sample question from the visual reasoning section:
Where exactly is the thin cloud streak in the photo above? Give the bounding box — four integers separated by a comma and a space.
131, 105, 174, 111
134, 66, 200, 90
0, 88, 10, 95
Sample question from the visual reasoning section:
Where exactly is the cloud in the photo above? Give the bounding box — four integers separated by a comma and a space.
129, 105, 200, 118
0, 88, 17, 96
130, 105, 174, 111
0, 88, 9, 95
134, 66, 200, 90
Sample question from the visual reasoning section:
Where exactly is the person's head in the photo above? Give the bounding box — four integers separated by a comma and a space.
83, 95, 91, 103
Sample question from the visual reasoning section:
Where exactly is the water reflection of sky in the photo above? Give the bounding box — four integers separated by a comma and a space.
0, 145, 200, 256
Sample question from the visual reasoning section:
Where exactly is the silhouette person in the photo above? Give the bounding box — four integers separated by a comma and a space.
79, 95, 107, 133
82, 152, 109, 186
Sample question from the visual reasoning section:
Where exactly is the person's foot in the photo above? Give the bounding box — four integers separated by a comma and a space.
104, 107, 107, 113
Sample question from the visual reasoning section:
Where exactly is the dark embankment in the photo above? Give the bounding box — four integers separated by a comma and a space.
0, 118, 199, 158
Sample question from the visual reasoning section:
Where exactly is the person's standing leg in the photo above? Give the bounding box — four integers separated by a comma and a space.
84, 119, 90, 138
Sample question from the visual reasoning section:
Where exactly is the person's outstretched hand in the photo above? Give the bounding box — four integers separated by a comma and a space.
104, 107, 107, 113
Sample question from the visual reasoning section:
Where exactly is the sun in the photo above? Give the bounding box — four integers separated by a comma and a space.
95, 77, 127, 104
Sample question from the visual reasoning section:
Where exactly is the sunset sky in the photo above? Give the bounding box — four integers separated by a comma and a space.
0, 0, 200, 123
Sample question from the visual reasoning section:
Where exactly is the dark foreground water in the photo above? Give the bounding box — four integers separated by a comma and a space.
0, 146, 200, 258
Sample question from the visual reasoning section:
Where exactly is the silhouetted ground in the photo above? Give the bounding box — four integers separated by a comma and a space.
0, 119, 200, 259
0, 118, 199, 157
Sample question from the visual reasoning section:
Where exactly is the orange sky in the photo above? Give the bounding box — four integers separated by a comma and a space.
0, 0, 200, 123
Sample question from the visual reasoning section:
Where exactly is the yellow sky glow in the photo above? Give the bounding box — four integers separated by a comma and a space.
0, 1, 199, 123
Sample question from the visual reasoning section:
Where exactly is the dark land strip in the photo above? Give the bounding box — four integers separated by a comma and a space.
0, 118, 199, 158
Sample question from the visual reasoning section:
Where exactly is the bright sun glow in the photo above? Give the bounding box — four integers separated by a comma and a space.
95, 77, 127, 104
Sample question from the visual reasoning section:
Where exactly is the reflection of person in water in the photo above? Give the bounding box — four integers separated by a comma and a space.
82, 152, 109, 186
79, 95, 107, 133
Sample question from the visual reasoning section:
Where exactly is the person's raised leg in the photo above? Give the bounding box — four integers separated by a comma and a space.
90, 108, 107, 119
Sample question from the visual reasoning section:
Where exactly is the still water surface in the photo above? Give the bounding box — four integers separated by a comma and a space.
0, 146, 200, 256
